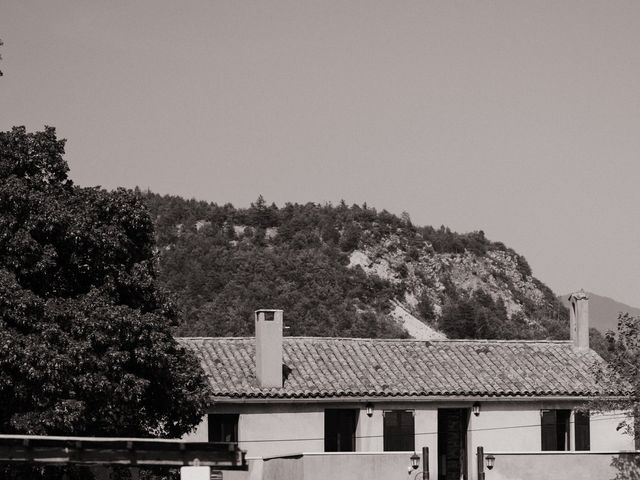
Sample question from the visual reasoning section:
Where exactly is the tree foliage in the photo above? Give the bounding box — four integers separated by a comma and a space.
144, 192, 568, 340
593, 313, 640, 439
438, 290, 524, 339
0, 126, 209, 439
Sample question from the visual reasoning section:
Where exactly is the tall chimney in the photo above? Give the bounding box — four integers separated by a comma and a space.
568, 290, 589, 351
255, 309, 283, 388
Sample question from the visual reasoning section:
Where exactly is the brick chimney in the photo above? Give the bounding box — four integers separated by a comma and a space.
255, 309, 283, 388
568, 290, 589, 351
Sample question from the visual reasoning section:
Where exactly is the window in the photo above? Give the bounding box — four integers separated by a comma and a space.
208, 414, 239, 450
541, 409, 591, 451
325, 409, 358, 452
384, 410, 415, 451
541, 410, 571, 451
575, 411, 590, 451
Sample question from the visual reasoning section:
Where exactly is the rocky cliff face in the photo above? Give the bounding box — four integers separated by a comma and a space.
348, 233, 564, 340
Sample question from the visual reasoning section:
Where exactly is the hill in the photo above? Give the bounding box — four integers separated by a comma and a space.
144, 192, 569, 340
560, 292, 640, 334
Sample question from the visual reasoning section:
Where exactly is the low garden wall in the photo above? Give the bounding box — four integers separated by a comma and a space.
484, 451, 640, 480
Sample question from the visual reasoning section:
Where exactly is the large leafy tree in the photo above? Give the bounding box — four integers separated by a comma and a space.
0, 126, 209, 438
594, 313, 640, 441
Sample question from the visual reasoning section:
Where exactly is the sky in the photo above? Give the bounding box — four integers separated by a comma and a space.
1, 1, 640, 307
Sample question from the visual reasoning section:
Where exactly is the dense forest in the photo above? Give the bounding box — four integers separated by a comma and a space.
143, 192, 576, 342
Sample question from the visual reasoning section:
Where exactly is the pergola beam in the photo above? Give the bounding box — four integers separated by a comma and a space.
0, 434, 246, 469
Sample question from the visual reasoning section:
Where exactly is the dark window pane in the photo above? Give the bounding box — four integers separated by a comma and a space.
325, 409, 358, 452
208, 414, 239, 449
384, 410, 415, 451
541, 410, 557, 451
541, 409, 571, 451
575, 411, 590, 451
557, 410, 571, 451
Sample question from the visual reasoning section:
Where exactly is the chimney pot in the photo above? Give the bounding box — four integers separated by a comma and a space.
568, 290, 589, 351
255, 309, 283, 388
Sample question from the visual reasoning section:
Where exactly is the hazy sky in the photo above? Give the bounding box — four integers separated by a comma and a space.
2, 1, 639, 306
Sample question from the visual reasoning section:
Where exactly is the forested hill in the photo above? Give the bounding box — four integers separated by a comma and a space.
144, 193, 569, 340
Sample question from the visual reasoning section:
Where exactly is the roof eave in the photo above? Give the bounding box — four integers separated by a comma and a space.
207, 394, 612, 405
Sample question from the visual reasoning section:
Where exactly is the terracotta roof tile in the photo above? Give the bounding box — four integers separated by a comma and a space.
178, 337, 610, 400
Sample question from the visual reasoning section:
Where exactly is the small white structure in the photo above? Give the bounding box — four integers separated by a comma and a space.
180, 466, 211, 480
180, 292, 634, 480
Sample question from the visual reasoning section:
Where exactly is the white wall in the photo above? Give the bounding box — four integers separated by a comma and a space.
468, 402, 541, 452
238, 404, 324, 457
183, 414, 208, 442
590, 410, 635, 451
355, 407, 383, 451
182, 399, 636, 475
414, 408, 438, 478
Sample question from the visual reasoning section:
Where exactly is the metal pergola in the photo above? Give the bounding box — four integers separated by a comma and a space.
0, 434, 246, 469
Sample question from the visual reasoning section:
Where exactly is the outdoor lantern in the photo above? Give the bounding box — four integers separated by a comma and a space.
366, 403, 374, 417
472, 402, 481, 417
485, 454, 496, 470
410, 452, 420, 470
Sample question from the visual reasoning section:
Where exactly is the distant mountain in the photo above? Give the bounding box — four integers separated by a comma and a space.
143, 192, 569, 340
559, 292, 640, 333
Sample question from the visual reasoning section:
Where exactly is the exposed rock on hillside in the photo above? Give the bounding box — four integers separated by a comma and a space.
144, 193, 568, 340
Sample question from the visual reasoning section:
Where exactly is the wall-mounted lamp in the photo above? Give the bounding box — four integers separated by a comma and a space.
365, 403, 374, 417
472, 402, 481, 417
485, 454, 495, 470
408, 448, 429, 479
410, 452, 420, 470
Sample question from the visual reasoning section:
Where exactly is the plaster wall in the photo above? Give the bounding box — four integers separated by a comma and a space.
237, 404, 324, 457
183, 414, 208, 442
182, 400, 634, 477
483, 452, 640, 480
467, 402, 541, 451
590, 410, 635, 451
355, 407, 383, 451
261, 456, 303, 480
414, 408, 438, 478
260, 453, 414, 480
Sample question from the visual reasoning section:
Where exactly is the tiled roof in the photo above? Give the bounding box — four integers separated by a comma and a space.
178, 337, 612, 400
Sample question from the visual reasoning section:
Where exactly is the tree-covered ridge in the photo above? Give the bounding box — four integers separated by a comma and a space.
145, 193, 569, 340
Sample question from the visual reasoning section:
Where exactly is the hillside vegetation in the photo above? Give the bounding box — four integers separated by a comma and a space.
144, 193, 569, 340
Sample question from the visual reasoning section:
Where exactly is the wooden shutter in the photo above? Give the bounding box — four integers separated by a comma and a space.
575, 411, 590, 451
541, 410, 557, 450
384, 410, 415, 451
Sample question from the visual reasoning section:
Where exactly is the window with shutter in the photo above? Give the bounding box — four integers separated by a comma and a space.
208, 414, 239, 451
383, 410, 415, 451
541, 409, 570, 451
575, 411, 590, 451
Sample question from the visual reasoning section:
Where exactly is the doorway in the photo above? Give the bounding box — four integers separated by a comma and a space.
324, 409, 358, 452
438, 408, 469, 480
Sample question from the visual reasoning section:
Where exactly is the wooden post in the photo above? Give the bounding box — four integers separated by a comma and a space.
477, 446, 485, 480
422, 446, 429, 480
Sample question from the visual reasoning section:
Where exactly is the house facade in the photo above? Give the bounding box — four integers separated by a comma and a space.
180, 292, 634, 480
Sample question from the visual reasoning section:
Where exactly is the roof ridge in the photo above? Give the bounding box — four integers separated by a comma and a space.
177, 336, 251, 341
177, 336, 572, 344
